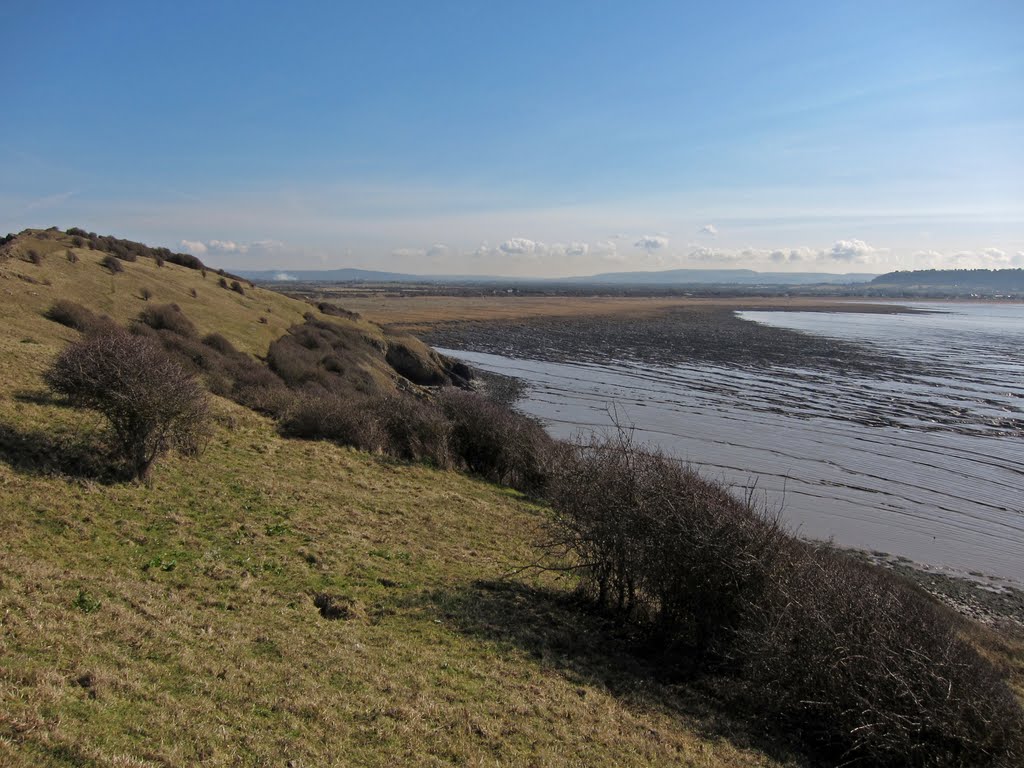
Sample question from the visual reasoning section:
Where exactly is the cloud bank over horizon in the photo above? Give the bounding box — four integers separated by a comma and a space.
173, 228, 1024, 277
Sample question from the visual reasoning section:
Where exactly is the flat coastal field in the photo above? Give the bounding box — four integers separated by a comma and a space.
328, 294, 917, 332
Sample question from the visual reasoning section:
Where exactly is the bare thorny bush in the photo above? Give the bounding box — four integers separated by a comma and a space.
44, 329, 209, 481
540, 426, 1024, 766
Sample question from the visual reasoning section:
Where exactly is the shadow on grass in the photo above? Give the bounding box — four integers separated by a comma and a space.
12, 388, 62, 406
0, 421, 123, 482
419, 579, 804, 765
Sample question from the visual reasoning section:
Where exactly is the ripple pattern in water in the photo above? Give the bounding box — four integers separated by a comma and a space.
437, 303, 1024, 585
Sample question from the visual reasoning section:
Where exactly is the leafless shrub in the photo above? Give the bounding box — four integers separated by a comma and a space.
45, 300, 117, 335
44, 330, 209, 480
137, 304, 197, 337
541, 426, 1024, 766
544, 427, 788, 655
26, 248, 42, 265
101, 254, 123, 274
279, 393, 385, 452
201, 333, 237, 355
190, 287, 198, 298
369, 395, 452, 467
66, 249, 78, 263
735, 546, 1024, 766
230, 280, 245, 295
139, 287, 153, 301
317, 302, 361, 320
438, 388, 556, 493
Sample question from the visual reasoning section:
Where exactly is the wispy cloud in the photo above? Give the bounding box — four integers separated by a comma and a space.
699, 224, 718, 236
180, 238, 285, 257
180, 239, 207, 255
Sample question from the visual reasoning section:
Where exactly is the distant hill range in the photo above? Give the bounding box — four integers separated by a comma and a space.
238, 267, 877, 286
871, 268, 1024, 292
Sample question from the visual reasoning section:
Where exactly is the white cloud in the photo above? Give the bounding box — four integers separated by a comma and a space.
700, 224, 718, 236
426, 243, 450, 259
179, 237, 287, 259
826, 239, 880, 263
208, 239, 249, 253
499, 238, 543, 258
770, 248, 812, 264
272, 272, 297, 281
179, 239, 207, 255
635, 235, 669, 251
564, 242, 589, 257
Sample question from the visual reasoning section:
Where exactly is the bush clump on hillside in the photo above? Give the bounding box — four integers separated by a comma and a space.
542, 428, 1024, 767
438, 389, 555, 493
137, 304, 198, 337
44, 329, 209, 480
101, 254, 123, 274
45, 300, 117, 335
370, 395, 453, 467
736, 545, 1024, 766
317, 302, 361, 320
279, 393, 385, 452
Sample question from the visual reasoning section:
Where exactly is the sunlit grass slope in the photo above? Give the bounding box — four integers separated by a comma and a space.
0, 233, 789, 765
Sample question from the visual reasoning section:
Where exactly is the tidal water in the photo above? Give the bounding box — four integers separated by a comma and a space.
438, 303, 1024, 586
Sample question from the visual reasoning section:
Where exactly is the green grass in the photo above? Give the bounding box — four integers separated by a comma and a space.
0, 232, 792, 766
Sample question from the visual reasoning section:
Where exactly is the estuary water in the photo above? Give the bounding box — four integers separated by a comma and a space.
438, 302, 1024, 586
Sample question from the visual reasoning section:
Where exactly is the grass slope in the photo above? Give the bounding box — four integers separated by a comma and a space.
0, 234, 791, 764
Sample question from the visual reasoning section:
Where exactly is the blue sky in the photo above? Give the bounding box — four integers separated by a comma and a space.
2, 1, 1022, 275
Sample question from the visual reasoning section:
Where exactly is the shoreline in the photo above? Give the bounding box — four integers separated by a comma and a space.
426, 301, 1023, 606
842, 547, 1024, 629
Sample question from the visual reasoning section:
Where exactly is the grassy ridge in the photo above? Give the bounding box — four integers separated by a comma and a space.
0, 232, 786, 764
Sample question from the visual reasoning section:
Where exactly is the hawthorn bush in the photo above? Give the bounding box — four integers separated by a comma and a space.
44, 330, 209, 480
438, 388, 556, 493
543, 428, 1024, 767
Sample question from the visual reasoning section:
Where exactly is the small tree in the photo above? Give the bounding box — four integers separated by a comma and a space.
44, 330, 209, 480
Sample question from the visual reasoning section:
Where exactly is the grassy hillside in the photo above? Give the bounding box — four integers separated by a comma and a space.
0, 232, 790, 764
